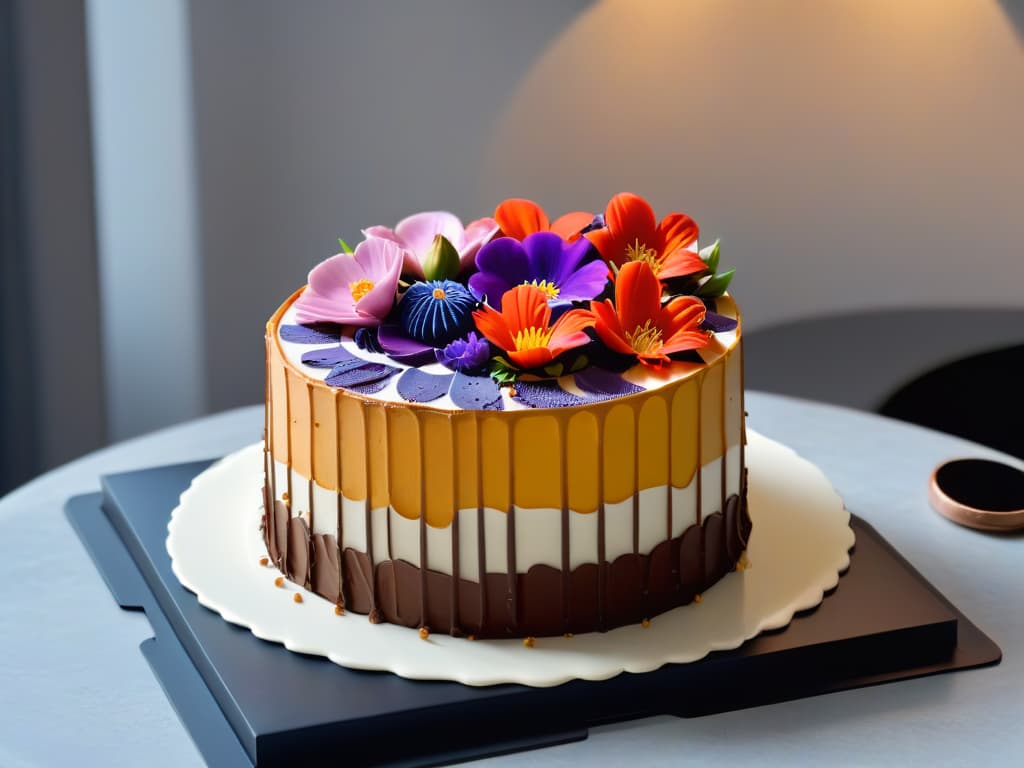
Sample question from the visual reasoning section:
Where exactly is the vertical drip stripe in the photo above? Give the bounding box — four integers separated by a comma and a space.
720, 355, 728, 515
306, 383, 315, 540
475, 414, 487, 634
334, 388, 345, 608
265, 335, 276, 505
558, 418, 570, 633
696, 372, 703, 526
597, 412, 607, 630
449, 416, 461, 636
283, 367, 293, 576
505, 426, 518, 634
416, 413, 428, 629
362, 404, 377, 617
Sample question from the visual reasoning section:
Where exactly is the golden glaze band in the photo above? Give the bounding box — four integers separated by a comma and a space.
267, 290, 743, 528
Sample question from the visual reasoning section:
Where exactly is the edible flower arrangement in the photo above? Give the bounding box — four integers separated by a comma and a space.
283, 193, 736, 409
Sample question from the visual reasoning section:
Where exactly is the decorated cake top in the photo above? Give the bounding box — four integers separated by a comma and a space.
274, 193, 738, 411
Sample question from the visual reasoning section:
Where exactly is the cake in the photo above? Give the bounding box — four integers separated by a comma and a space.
262, 193, 749, 639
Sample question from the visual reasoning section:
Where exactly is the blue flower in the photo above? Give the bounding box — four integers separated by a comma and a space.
435, 332, 490, 373
398, 280, 477, 347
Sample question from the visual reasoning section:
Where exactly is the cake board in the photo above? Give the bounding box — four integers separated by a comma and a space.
66, 460, 1000, 768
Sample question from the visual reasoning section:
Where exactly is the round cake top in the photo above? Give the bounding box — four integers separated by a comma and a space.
270, 193, 740, 413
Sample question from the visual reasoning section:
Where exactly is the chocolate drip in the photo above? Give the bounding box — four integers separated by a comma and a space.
334, 390, 345, 609
505, 426, 518, 634
362, 404, 378, 619
475, 415, 487, 635
295, 490, 749, 639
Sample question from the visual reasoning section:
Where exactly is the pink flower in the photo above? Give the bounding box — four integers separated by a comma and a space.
364, 211, 498, 279
294, 238, 403, 326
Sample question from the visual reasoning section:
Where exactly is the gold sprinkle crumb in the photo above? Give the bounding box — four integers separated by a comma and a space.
293, 593, 303, 604
274, 576, 284, 588
419, 626, 430, 640
334, 604, 345, 616
523, 636, 535, 648
281, 492, 289, 501
467, 634, 477, 641
694, 593, 703, 603
508, 387, 517, 397
314, 421, 320, 428
642, 618, 650, 628
259, 557, 269, 567
563, 632, 574, 639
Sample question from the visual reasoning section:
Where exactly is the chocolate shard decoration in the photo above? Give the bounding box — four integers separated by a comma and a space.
574, 367, 645, 399
396, 368, 454, 403
512, 380, 588, 409
449, 372, 503, 410
279, 323, 343, 344
324, 361, 399, 389
701, 311, 738, 333
300, 344, 361, 369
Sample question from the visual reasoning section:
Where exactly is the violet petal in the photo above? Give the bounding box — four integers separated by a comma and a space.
556, 257, 610, 302
300, 344, 361, 369
523, 231, 567, 284
325, 362, 398, 388
701, 311, 738, 333
396, 368, 454, 403
449, 372, 504, 410
377, 324, 433, 356
280, 323, 342, 344
574, 367, 645, 398
512, 380, 588, 409
388, 348, 440, 367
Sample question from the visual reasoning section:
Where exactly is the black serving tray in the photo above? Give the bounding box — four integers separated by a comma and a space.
66, 460, 1000, 767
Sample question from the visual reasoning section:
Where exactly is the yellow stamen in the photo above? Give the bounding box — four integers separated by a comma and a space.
349, 278, 375, 301
625, 319, 663, 354
525, 279, 560, 299
513, 326, 553, 351
625, 239, 664, 272
432, 287, 447, 299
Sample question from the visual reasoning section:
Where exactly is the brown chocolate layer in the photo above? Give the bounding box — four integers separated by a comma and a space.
263, 480, 750, 638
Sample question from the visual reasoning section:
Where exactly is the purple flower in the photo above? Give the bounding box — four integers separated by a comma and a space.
435, 332, 490, 373
468, 231, 609, 311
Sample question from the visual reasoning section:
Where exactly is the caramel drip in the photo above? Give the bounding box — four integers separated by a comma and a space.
306, 382, 315, 541
416, 413, 428, 629
475, 414, 487, 633
558, 417, 570, 634
665, 397, 673, 540
597, 411, 607, 631
720, 355, 728, 517
334, 388, 345, 608
449, 414, 461, 636
362, 403, 377, 616
739, 342, 746, 483
264, 334, 277, 516
283, 367, 294, 576
505, 425, 518, 634
696, 370, 703, 526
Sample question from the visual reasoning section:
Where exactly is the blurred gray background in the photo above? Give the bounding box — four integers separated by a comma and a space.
4, 0, 1023, 493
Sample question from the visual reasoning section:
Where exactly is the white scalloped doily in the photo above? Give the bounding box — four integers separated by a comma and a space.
167, 431, 853, 688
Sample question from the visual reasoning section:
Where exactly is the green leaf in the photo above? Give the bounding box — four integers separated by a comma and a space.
337, 237, 355, 254
569, 354, 589, 373
489, 356, 519, 384
421, 234, 460, 281
696, 268, 735, 299
699, 239, 721, 274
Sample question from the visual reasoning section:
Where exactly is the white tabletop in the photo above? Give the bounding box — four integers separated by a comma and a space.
1, 393, 1021, 767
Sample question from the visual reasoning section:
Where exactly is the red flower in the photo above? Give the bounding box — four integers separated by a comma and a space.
586, 192, 707, 279
494, 198, 594, 242
472, 284, 594, 370
589, 261, 710, 367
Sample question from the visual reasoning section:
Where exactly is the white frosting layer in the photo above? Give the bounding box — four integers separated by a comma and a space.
272, 444, 742, 580
276, 300, 739, 412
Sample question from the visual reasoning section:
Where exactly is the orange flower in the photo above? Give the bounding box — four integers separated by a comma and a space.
472, 284, 594, 369
586, 192, 707, 280
494, 198, 594, 242
589, 261, 710, 367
